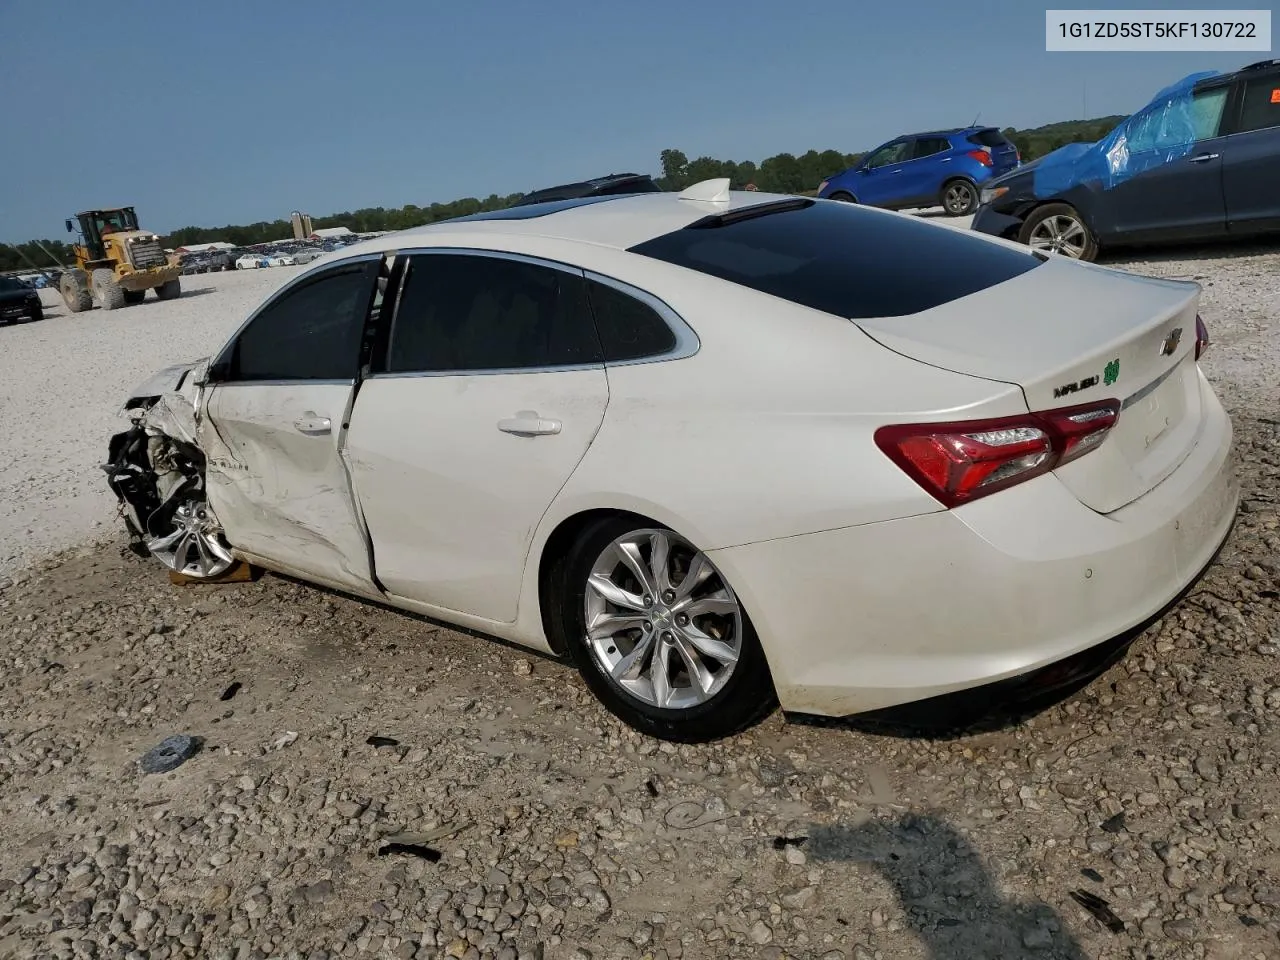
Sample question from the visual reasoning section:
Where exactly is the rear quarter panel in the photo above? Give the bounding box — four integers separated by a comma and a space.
529, 242, 1030, 551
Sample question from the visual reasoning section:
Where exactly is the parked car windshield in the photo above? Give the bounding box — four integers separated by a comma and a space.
629, 199, 1041, 319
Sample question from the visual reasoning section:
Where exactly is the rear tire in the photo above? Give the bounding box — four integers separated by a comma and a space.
547, 515, 777, 742
155, 278, 181, 301
123, 290, 146, 305
941, 179, 979, 216
1019, 203, 1098, 261
60, 270, 92, 313
91, 269, 125, 311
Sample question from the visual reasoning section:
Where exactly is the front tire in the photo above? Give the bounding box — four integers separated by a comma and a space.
91, 269, 125, 311
155, 278, 181, 300
1019, 203, 1098, 261
828, 191, 857, 203
549, 516, 776, 742
941, 179, 979, 216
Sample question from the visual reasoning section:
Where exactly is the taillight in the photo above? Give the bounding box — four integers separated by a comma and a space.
1194, 314, 1210, 361
875, 399, 1120, 508
967, 149, 993, 167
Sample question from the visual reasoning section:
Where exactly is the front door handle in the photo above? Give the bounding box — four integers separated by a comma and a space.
497, 411, 562, 437
293, 412, 332, 435
1188, 153, 1220, 163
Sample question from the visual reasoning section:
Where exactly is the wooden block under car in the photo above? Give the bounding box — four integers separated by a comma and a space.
168, 561, 260, 586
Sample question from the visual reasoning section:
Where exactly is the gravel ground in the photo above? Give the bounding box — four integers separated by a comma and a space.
0, 236, 1278, 959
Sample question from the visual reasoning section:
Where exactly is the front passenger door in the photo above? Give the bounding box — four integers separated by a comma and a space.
200, 257, 382, 592
853, 140, 915, 207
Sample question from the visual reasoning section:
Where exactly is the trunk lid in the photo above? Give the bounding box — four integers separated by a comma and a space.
855, 256, 1204, 514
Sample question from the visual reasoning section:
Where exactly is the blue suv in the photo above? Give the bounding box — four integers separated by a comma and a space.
818, 127, 1020, 216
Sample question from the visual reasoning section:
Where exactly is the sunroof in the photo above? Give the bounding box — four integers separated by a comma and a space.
441, 195, 629, 223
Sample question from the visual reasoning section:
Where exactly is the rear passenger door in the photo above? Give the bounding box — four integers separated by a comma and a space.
344, 250, 609, 623
1222, 70, 1280, 232
899, 137, 952, 206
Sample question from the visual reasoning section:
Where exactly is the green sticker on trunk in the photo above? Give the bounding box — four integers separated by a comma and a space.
1104, 358, 1120, 386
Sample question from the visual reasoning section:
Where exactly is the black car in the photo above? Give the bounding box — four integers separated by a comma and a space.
0, 275, 43, 325
973, 58, 1280, 261
512, 172, 662, 207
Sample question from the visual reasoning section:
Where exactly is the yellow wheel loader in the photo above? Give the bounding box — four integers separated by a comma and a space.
60, 208, 181, 313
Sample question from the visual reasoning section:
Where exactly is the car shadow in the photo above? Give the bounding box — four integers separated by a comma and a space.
806, 812, 1090, 958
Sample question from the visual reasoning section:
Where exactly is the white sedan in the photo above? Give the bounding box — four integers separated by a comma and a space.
104, 180, 1237, 741
235, 254, 267, 270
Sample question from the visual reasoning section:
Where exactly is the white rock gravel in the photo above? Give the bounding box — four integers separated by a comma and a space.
0, 235, 1277, 959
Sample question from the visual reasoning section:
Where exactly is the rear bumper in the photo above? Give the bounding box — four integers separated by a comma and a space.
708, 382, 1237, 717
971, 205, 1025, 239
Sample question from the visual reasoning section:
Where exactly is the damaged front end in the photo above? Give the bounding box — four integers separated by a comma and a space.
103, 359, 238, 580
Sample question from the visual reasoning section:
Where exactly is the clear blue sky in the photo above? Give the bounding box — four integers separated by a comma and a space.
0, 0, 1260, 242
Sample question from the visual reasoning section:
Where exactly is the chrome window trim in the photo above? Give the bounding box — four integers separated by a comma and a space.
209, 253, 386, 385
213, 378, 355, 388
369, 246, 699, 380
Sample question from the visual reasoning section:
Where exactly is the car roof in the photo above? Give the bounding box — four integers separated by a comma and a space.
327, 189, 811, 257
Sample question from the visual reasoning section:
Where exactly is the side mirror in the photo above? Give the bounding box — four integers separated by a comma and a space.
65, 219, 74, 233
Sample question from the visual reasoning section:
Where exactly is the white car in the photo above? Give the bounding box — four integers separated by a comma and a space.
104, 180, 1237, 741
266, 254, 297, 267
235, 255, 266, 270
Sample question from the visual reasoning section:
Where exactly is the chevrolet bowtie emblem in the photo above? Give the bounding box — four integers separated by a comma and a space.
1160, 327, 1183, 356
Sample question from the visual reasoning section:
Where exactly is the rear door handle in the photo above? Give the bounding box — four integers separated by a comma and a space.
1188, 153, 1220, 163
293, 413, 332, 435
497, 411, 562, 436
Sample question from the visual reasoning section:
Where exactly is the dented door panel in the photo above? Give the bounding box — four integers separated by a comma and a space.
201, 381, 375, 592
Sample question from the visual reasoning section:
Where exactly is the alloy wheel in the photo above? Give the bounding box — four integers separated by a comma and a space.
146, 499, 237, 579
583, 529, 743, 711
1028, 215, 1089, 259
944, 182, 975, 214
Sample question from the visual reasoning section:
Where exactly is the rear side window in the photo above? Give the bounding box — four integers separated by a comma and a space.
913, 138, 950, 159
586, 279, 677, 361
385, 254, 602, 373
968, 129, 1010, 148
226, 264, 375, 381
1237, 76, 1280, 134
628, 200, 1041, 320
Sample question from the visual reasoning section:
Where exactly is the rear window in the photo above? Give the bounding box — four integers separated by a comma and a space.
968, 129, 1010, 148
627, 200, 1041, 320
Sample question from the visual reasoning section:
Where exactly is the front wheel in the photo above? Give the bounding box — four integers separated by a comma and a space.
1019, 203, 1098, 261
550, 517, 777, 742
941, 179, 979, 216
828, 191, 857, 203
91, 268, 125, 311
155, 278, 181, 300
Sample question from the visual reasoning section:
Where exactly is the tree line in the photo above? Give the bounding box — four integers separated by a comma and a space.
0, 115, 1126, 274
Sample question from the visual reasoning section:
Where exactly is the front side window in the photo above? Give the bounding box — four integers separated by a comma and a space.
1126, 87, 1228, 152
864, 141, 911, 169
384, 253, 602, 374
221, 264, 376, 381
1237, 75, 1280, 133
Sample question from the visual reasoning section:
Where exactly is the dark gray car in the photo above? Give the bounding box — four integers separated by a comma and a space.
973, 58, 1280, 260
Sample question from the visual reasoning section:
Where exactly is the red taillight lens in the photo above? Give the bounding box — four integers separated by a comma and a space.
1195, 314, 1210, 361
967, 149, 993, 167
875, 399, 1121, 508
